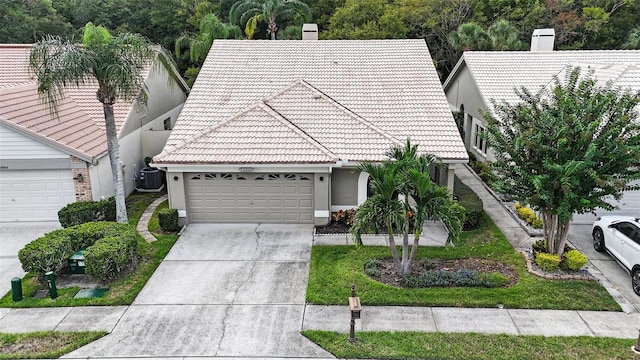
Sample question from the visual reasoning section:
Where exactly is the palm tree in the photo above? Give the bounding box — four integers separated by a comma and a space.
487, 19, 524, 50
350, 140, 464, 275
229, 0, 311, 40
30, 22, 176, 223
175, 13, 241, 63
449, 22, 491, 51
623, 26, 640, 49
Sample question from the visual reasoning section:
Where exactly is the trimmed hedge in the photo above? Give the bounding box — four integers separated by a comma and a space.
158, 208, 179, 232
18, 222, 139, 280
58, 197, 116, 228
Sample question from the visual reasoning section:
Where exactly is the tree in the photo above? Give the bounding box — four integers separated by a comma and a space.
483, 67, 640, 255
486, 19, 525, 50
30, 23, 176, 223
623, 26, 640, 49
350, 140, 464, 275
229, 0, 311, 40
449, 22, 491, 51
323, 0, 407, 39
175, 13, 241, 63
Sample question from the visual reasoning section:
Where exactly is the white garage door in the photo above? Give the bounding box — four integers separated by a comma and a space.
0, 169, 76, 221
572, 181, 640, 224
187, 173, 314, 223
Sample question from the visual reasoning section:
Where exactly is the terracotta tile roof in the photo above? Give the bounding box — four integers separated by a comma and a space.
447, 50, 640, 112
0, 44, 138, 160
157, 39, 467, 164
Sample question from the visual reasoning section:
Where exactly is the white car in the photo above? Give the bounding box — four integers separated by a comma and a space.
592, 216, 640, 296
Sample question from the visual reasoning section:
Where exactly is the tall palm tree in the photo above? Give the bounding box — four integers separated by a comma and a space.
449, 22, 491, 51
487, 19, 524, 51
30, 22, 176, 223
175, 13, 241, 63
229, 0, 311, 40
351, 139, 464, 275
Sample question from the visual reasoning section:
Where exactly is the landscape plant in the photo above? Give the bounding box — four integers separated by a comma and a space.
484, 66, 640, 255
229, 0, 311, 40
30, 22, 176, 223
350, 140, 464, 275
57, 197, 116, 228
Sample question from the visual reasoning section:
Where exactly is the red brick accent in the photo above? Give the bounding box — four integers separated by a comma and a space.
71, 157, 92, 201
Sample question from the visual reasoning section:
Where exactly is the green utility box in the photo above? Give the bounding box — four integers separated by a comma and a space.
68, 249, 86, 274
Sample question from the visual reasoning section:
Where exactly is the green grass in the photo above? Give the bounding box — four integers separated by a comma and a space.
148, 200, 169, 233
303, 331, 639, 360
307, 215, 620, 311
1, 192, 178, 307
0, 331, 107, 359
126, 191, 166, 226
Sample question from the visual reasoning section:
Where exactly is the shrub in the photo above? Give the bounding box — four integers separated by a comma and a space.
532, 239, 548, 254
364, 259, 381, 276
417, 258, 437, 270
515, 203, 543, 229
18, 221, 139, 280
58, 197, 116, 228
84, 233, 139, 281
403, 269, 507, 288
535, 252, 561, 273
158, 208, 179, 232
18, 229, 73, 275
332, 209, 357, 226
453, 177, 484, 231
561, 249, 588, 271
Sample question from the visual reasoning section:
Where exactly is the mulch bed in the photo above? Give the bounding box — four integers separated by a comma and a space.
371, 258, 519, 288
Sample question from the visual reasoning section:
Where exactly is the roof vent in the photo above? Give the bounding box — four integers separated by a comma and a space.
302, 23, 318, 40
530, 28, 555, 51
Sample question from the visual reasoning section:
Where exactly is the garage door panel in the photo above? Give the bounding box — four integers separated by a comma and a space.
187, 172, 313, 223
0, 169, 75, 221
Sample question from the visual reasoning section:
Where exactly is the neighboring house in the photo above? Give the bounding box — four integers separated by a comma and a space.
0, 44, 189, 222
443, 36, 640, 223
153, 38, 468, 225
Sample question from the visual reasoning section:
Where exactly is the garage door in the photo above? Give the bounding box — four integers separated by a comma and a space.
187, 173, 314, 223
0, 169, 76, 221
572, 181, 640, 224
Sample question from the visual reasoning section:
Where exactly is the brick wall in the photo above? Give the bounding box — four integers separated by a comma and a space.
70, 156, 92, 201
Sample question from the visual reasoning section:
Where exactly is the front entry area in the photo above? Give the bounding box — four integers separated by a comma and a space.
186, 172, 314, 223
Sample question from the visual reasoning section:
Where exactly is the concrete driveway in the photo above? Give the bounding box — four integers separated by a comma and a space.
568, 224, 640, 312
0, 222, 60, 296
64, 223, 333, 359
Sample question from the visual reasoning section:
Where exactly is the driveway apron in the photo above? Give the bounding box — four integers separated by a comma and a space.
63, 224, 332, 359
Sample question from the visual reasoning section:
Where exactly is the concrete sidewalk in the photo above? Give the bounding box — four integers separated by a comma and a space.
1, 304, 638, 339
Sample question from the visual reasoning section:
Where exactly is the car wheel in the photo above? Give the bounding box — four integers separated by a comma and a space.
592, 228, 605, 252
633, 269, 640, 297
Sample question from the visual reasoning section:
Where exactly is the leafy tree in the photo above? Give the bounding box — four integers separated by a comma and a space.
175, 13, 241, 63
483, 67, 640, 255
323, 0, 407, 39
0, 0, 72, 43
29, 23, 176, 223
278, 24, 303, 39
487, 19, 525, 50
350, 140, 464, 275
229, 0, 311, 40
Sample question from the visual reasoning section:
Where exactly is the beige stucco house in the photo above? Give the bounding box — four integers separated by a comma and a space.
153, 39, 468, 225
0, 44, 189, 222
443, 47, 640, 222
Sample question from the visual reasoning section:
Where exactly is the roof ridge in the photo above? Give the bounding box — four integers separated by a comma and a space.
264, 79, 403, 146
257, 102, 340, 161
156, 100, 339, 162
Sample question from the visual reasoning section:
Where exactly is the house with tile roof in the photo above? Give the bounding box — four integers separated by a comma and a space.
0, 44, 189, 222
443, 49, 640, 223
153, 39, 468, 225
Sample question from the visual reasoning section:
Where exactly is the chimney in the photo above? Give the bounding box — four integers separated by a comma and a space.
530, 28, 555, 51
302, 23, 318, 40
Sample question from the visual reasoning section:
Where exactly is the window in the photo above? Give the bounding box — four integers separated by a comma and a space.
163, 117, 171, 130
617, 222, 638, 239
474, 124, 487, 154
204, 173, 216, 180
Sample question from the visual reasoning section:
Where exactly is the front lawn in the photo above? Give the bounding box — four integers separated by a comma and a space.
307, 215, 620, 311
303, 331, 636, 360
0, 192, 178, 307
